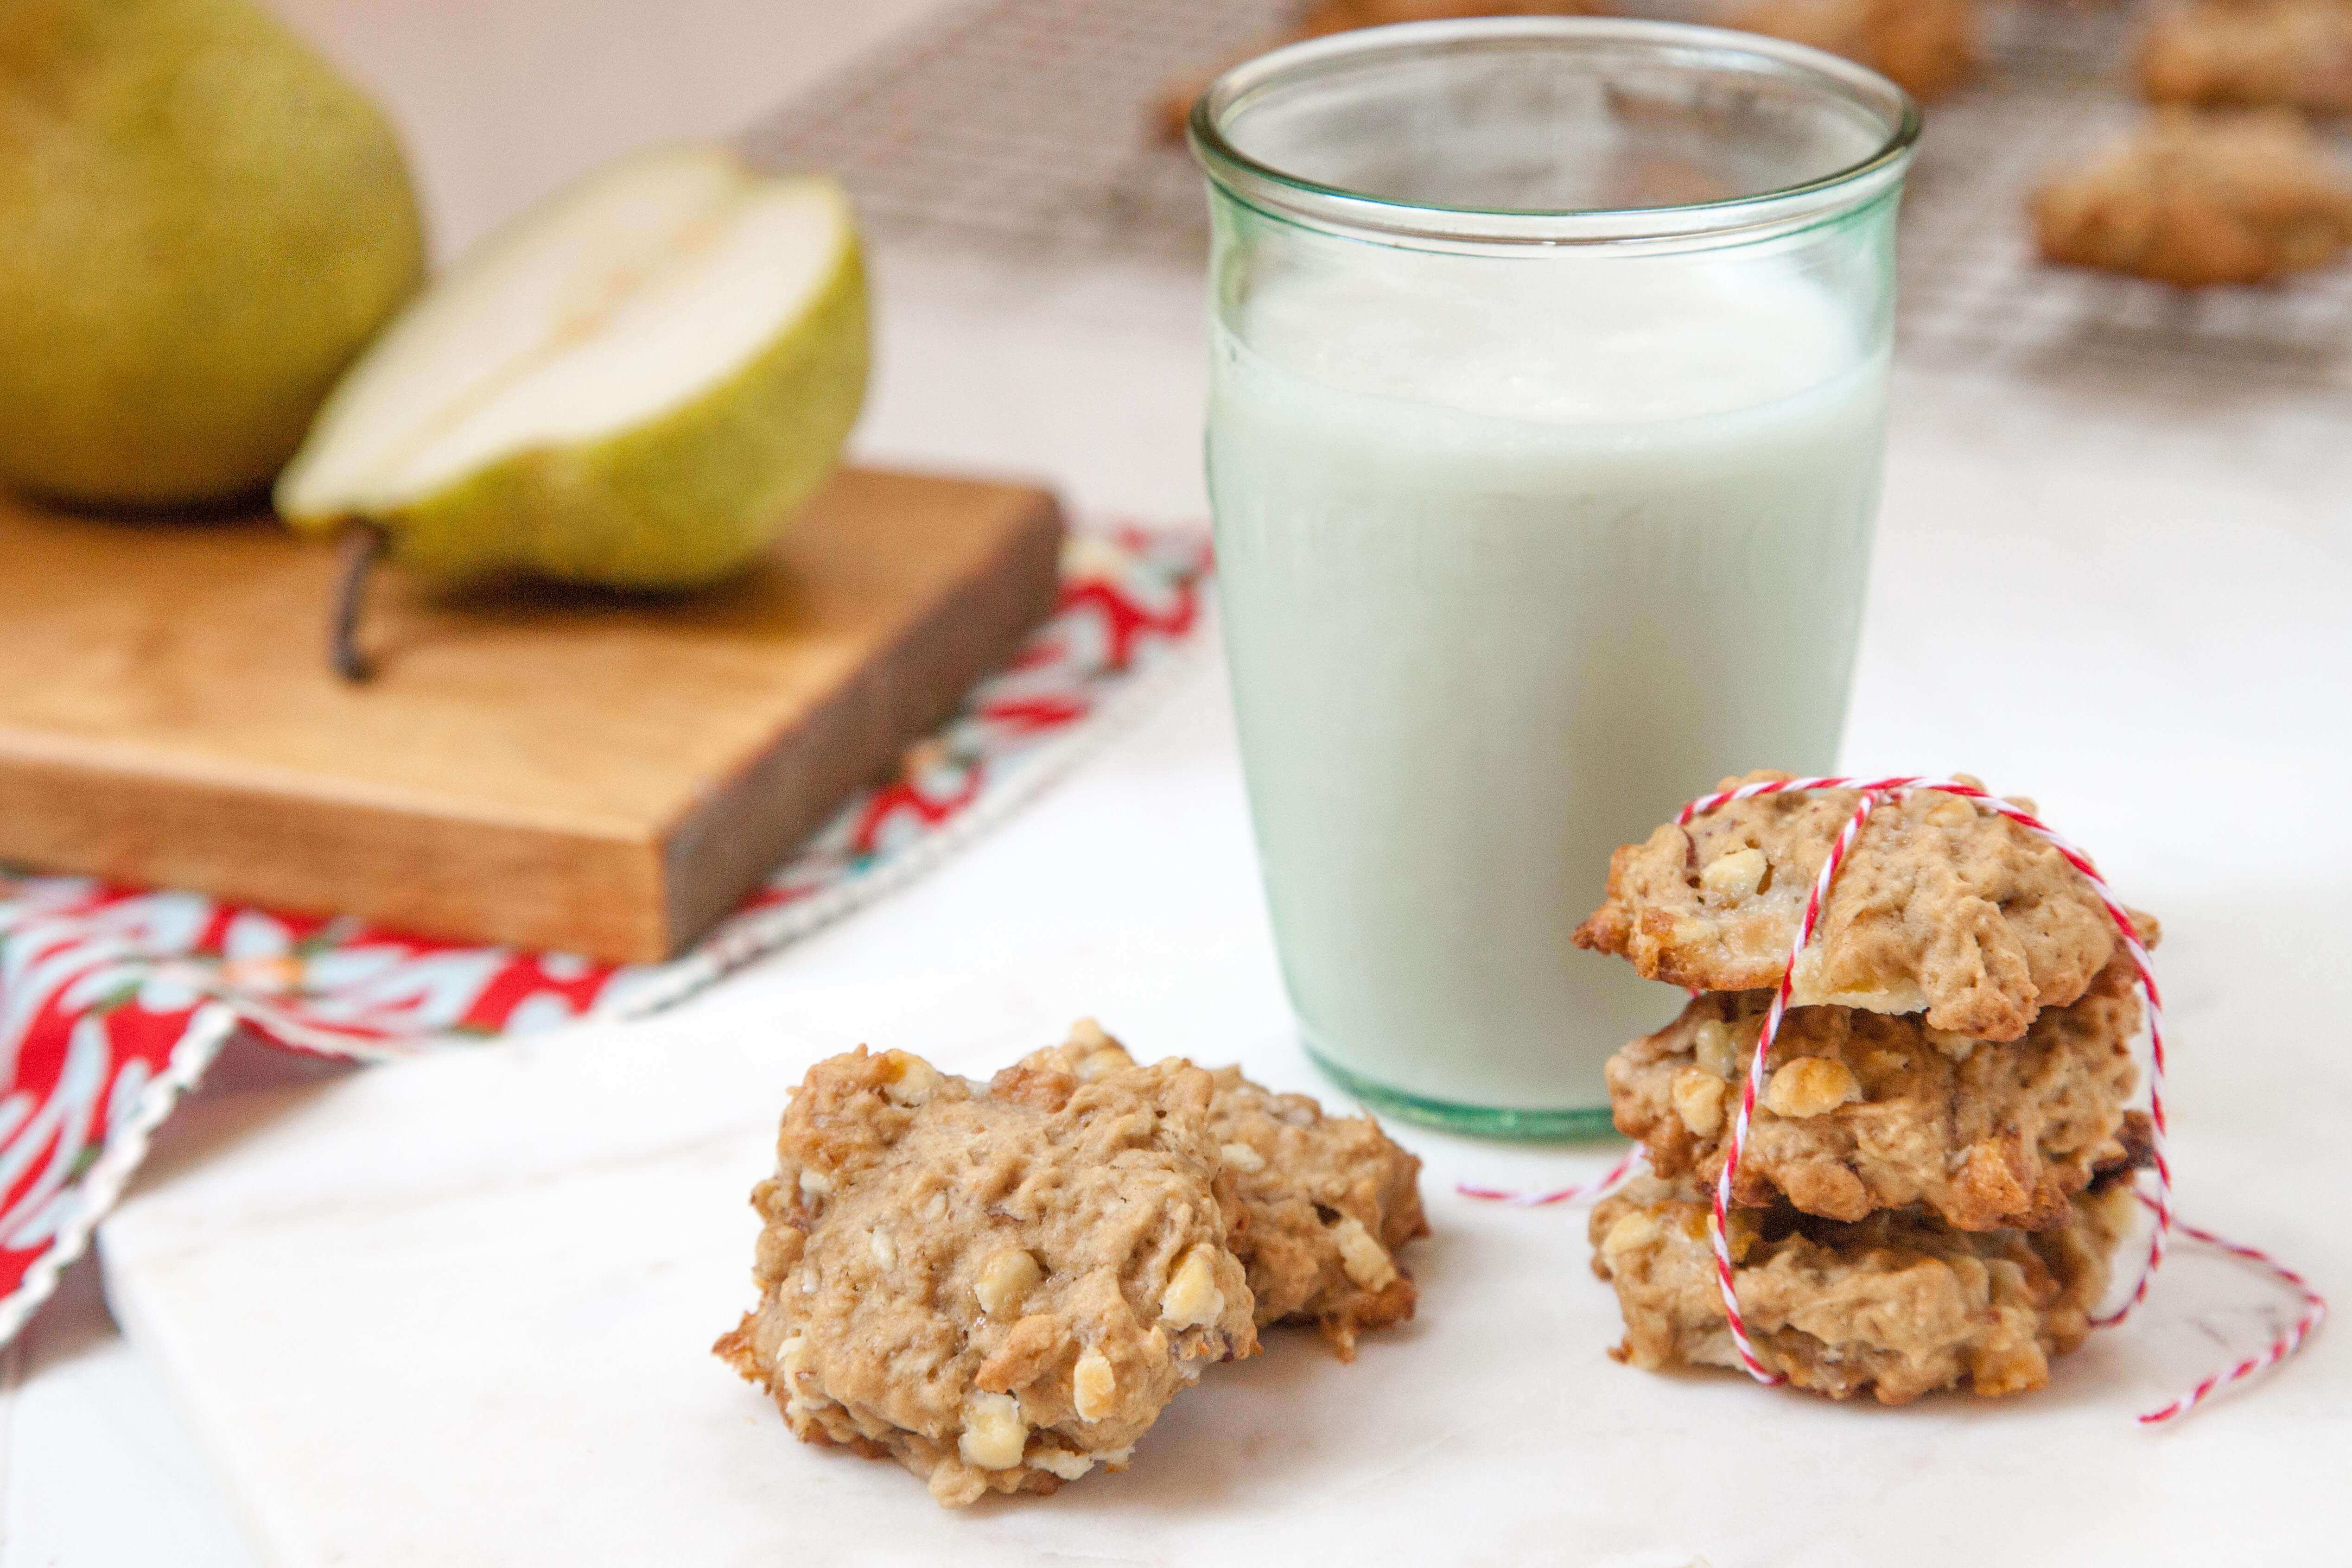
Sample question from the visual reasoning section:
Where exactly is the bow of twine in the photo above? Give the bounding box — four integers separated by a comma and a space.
1458, 775, 2324, 1424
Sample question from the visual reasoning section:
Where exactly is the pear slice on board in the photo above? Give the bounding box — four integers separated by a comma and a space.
278, 143, 869, 676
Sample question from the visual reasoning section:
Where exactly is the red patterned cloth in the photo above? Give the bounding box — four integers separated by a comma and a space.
0, 524, 1211, 1343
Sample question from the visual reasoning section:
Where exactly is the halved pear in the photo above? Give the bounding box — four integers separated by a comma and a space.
277, 143, 868, 677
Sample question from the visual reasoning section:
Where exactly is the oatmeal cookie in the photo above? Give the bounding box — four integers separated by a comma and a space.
1728, 0, 1980, 102
1574, 771, 2156, 1042
714, 1047, 1257, 1507
1607, 948, 2145, 1230
2034, 109, 2352, 286
1022, 1021, 1429, 1358
2139, 0, 2352, 116
1589, 1170, 2137, 1403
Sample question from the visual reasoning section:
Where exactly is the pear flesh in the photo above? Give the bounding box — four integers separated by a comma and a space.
278, 144, 870, 592
0, 0, 424, 506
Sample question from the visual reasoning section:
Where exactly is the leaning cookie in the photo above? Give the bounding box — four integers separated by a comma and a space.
1608, 948, 2146, 1230
1022, 1022, 1429, 1358
715, 1046, 1257, 1507
2034, 109, 2352, 287
1574, 770, 2156, 1042
1589, 1169, 2137, 1404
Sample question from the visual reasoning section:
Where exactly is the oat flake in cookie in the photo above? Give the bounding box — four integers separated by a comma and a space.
1023, 1021, 1429, 1358
1574, 770, 2157, 1041
714, 1046, 1257, 1507
1607, 946, 2147, 1231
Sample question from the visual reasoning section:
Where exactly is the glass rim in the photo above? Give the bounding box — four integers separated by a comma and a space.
1186, 16, 1921, 250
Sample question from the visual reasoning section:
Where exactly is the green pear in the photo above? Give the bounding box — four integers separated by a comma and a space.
0, 0, 424, 507
277, 143, 869, 680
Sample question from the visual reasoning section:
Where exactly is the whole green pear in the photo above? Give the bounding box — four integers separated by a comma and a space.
0, 0, 425, 507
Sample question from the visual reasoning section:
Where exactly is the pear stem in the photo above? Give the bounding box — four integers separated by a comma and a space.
330, 525, 386, 684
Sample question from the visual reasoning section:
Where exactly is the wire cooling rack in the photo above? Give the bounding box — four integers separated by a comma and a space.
1902, 4, 2352, 389
745, 0, 2352, 394
741, 0, 1286, 258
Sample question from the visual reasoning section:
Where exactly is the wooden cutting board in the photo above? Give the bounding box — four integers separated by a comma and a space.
0, 468, 1064, 962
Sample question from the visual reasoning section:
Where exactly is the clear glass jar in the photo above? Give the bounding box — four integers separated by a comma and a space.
1189, 18, 1917, 1138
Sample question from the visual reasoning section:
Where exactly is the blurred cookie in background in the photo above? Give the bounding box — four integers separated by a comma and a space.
1726, 0, 1980, 102
2139, 0, 2352, 116
2033, 108, 2352, 285
1153, 0, 1976, 144
1152, 0, 1609, 140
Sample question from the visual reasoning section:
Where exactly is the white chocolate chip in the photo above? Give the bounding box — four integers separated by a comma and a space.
869, 1228, 896, 1270
1925, 795, 1977, 829
1329, 1213, 1398, 1292
974, 1247, 1043, 1316
1062, 1019, 1134, 1079
1219, 1141, 1266, 1174
1692, 1019, 1738, 1078
920, 1189, 948, 1222
1671, 1066, 1726, 1136
1029, 1446, 1095, 1481
799, 1265, 819, 1295
1601, 1208, 1662, 1259
1700, 846, 1768, 899
1159, 1244, 1226, 1327
957, 1391, 1028, 1471
797, 1168, 833, 1203
878, 1051, 945, 1105
1762, 1056, 1862, 1118
1079, 1048, 1132, 1081
1072, 1348, 1117, 1422
777, 1333, 823, 1417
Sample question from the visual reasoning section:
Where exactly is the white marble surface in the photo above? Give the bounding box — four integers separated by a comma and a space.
80, 376, 2352, 1562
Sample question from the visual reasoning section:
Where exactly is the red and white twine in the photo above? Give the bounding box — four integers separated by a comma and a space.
2131, 1195, 2327, 1424
1456, 1146, 1642, 1210
1460, 775, 2323, 1424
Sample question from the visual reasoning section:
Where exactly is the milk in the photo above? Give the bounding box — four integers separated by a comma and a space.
1208, 253, 1888, 1123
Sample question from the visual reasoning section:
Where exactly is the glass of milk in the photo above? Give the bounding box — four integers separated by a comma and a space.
1187, 19, 1917, 1137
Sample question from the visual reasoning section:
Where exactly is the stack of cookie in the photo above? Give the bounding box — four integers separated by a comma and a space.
1571, 772, 2155, 1404
715, 1022, 1425, 1506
